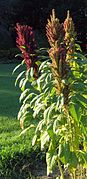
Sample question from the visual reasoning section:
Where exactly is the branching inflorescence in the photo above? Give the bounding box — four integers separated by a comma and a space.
46, 9, 76, 105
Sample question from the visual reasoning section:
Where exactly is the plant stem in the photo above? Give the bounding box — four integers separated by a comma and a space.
57, 158, 64, 179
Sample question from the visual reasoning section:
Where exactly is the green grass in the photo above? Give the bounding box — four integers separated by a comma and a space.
0, 64, 40, 178
0, 64, 20, 117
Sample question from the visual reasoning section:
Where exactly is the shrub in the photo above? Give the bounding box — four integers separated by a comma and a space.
14, 10, 87, 179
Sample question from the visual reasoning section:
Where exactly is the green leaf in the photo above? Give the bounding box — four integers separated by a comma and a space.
75, 43, 82, 52
39, 60, 50, 71
30, 67, 34, 78
19, 89, 30, 102
47, 103, 55, 121
78, 151, 87, 167
20, 45, 26, 49
15, 53, 23, 58
68, 152, 78, 168
30, 95, 40, 106
76, 94, 87, 108
18, 103, 30, 120
19, 124, 35, 136
46, 142, 57, 175
58, 142, 70, 164
44, 107, 51, 123
43, 103, 55, 124
58, 142, 78, 168
46, 151, 53, 175
12, 63, 22, 74
32, 134, 37, 146
36, 120, 45, 132
21, 78, 28, 91
23, 93, 36, 104
37, 78, 41, 91
33, 103, 45, 118
15, 71, 25, 86
80, 115, 87, 127
69, 103, 81, 122
19, 78, 25, 89
35, 94, 43, 106
40, 131, 50, 150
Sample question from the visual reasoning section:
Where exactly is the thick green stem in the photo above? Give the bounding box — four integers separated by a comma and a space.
57, 158, 64, 179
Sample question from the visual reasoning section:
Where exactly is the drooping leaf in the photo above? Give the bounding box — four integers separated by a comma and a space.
19, 124, 35, 136
21, 78, 28, 91
68, 152, 78, 168
69, 103, 81, 122
12, 63, 22, 74
19, 78, 25, 89
36, 120, 45, 132
80, 115, 87, 127
19, 89, 30, 102
33, 103, 45, 118
46, 142, 57, 175
76, 94, 87, 108
32, 134, 37, 146
23, 93, 36, 104
40, 131, 50, 150
30, 67, 34, 78
15, 71, 25, 86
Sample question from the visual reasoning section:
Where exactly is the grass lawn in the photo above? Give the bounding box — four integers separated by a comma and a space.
0, 64, 42, 178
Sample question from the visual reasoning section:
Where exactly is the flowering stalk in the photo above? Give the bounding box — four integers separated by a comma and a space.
46, 10, 76, 106
46, 10, 70, 106
16, 23, 38, 78
64, 11, 76, 62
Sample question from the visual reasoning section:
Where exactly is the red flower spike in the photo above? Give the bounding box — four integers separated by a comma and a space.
16, 23, 38, 74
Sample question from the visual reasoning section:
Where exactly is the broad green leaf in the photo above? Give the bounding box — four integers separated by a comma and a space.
36, 120, 45, 132
47, 124, 55, 140
58, 142, 78, 168
30, 67, 34, 78
78, 151, 87, 167
75, 43, 82, 52
80, 115, 87, 127
19, 110, 30, 121
12, 63, 22, 74
37, 78, 41, 91
15, 71, 25, 86
21, 103, 30, 114
46, 142, 57, 175
50, 87, 56, 97
40, 131, 50, 150
30, 95, 40, 106
47, 103, 55, 122
32, 134, 37, 146
76, 94, 87, 108
46, 151, 53, 175
26, 69, 30, 79
68, 152, 78, 168
21, 78, 28, 91
71, 52, 87, 61
35, 93, 44, 106
19, 78, 25, 89
39, 60, 50, 71
58, 142, 70, 164
44, 107, 51, 123
69, 103, 81, 122
19, 89, 30, 102
23, 93, 36, 104
33, 103, 45, 118
19, 124, 35, 136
